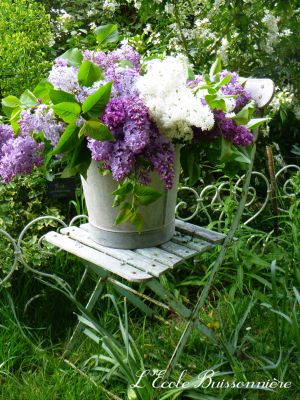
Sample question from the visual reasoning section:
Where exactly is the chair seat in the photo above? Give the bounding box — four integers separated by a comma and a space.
44, 220, 225, 283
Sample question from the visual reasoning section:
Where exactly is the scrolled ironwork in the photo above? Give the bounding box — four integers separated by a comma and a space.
176, 170, 272, 228
233, 171, 271, 226
275, 164, 300, 197
0, 164, 299, 286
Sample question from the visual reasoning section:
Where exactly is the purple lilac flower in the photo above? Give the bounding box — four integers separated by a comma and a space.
87, 139, 114, 163
109, 68, 139, 97
82, 50, 109, 70
224, 124, 254, 146
54, 58, 68, 67
144, 128, 175, 189
19, 106, 66, 147
193, 110, 254, 146
110, 141, 135, 181
84, 45, 140, 72
100, 96, 151, 155
102, 98, 126, 131
0, 125, 14, 158
219, 70, 251, 109
108, 45, 141, 71
123, 96, 151, 154
123, 120, 149, 154
136, 166, 151, 186
187, 74, 203, 88
48, 63, 79, 95
215, 110, 254, 146
0, 135, 44, 183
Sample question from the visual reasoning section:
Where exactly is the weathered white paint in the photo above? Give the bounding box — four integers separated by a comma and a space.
244, 78, 275, 108
175, 219, 225, 243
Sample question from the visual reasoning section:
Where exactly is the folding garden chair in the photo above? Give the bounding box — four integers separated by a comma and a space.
0, 78, 274, 395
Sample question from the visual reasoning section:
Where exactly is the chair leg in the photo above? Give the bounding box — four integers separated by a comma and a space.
154, 140, 258, 395
63, 276, 106, 357
146, 279, 216, 343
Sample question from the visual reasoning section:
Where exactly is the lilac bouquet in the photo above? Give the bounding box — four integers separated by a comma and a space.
0, 27, 268, 229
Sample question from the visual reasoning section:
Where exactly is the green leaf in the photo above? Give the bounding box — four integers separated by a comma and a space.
51, 123, 79, 155
112, 181, 133, 196
232, 148, 251, 164
205, 94, 226, 111
2, 96, 21, 117
49, 89, 76, 105
79, 120, 114, 141
220, 137, 234, 162
82, 82, 112, 118
233, 102, 256, 125
213, 73, 232, 90
187, 66, 195, 81
2, 95, 20, 109
53, 102, 81, 123
209, 57, 222, 77
33, 80, 54, 103
95, 24, 119, 47
246, 117, 270, 131
61, 139, 91, 179
134, 185, 162, 205
59, 48, 83, 67
127, 387, 138, 400
130, 211, 144, 233
20, 90, 38, 108
117, 60, 134, 68
10, 108, 22, 134
78, 60, 103, 87
280, 109, 287, 123
114, 202, 133, 225
180, 148, 200, 186
112, 195, 125, 207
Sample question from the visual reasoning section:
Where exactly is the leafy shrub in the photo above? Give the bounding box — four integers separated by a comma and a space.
0, 0, 52, 99
0, 170, 64, 274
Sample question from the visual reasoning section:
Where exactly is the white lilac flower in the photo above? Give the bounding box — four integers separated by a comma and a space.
136, 56, 214, 141
262, 10, 279, 54
103, 0, 118, 11
223, 97, 236, 113
143, 24, 152, 35
218, 38, 229, 65
280, 29, 292, 37
164, 3, 174, 14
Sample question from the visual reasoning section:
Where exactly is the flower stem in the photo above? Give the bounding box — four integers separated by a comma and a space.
173, 2, 194, 64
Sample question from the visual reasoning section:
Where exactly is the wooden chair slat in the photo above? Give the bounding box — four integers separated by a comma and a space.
175, 219, 225, 243
60, 226, 170, 277
45, 231, 152, 282
160, 241, 198, 258
135, 247, 181, 267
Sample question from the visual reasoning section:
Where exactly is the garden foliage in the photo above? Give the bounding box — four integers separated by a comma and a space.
0, 1, 299, 397
36, 0, 299, 163
0, 0, 52, 99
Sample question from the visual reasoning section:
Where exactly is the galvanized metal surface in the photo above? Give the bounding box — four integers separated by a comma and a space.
81, 147, 181, 249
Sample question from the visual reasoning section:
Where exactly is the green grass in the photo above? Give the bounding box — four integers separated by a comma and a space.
0, 260, 299, 400
0, 184, 299, 399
